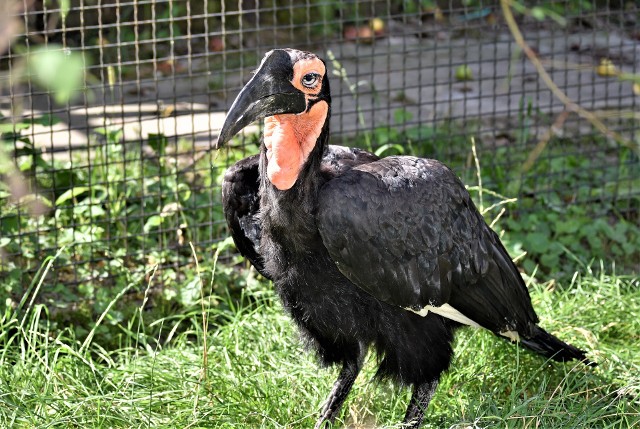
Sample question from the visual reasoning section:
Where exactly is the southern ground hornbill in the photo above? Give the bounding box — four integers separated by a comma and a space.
216, 48, 593, 428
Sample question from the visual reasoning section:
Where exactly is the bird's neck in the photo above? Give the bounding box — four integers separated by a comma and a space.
257, 122, 329, 274
258, 105, 330, 225
260, 122, 329, 198
262, 101, 329, 191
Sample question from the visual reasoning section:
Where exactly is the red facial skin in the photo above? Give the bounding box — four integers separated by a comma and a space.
263, 58, 328, 190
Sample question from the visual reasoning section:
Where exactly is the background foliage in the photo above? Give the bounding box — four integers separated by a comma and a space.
0, 2, 638, 425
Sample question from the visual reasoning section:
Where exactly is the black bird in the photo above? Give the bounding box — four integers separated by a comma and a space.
217, 48, 593, 428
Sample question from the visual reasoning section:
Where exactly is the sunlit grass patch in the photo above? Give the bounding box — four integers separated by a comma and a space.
1, 270, 638, 428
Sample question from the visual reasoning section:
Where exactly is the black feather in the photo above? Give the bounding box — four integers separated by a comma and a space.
222, 154, 269, 278
520, 326, 596, 366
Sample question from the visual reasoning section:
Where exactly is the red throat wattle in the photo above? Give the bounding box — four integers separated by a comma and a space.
263, 100, 328, 190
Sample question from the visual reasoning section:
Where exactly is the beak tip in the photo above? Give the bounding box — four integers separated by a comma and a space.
215, 131, 227, 150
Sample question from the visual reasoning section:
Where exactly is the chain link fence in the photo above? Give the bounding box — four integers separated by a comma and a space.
1, 1, 638, 300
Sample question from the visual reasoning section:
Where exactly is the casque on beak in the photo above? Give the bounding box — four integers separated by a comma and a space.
215, 51, 308, 148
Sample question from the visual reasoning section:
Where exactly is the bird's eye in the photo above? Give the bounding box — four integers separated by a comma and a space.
301, 73, 320, 88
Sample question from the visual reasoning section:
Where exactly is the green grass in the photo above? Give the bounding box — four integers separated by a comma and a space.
1, 268, 638, 428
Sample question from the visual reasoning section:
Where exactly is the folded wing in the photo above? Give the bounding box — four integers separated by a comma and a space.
316, 156, 539, 337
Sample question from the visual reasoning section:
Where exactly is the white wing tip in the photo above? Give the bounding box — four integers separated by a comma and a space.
499, 330, 520, 342
405, 303, 482, 328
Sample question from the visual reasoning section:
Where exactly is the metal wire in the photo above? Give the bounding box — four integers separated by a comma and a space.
0, 0, 638, 288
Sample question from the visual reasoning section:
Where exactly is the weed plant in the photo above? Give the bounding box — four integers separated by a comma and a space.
0, 121, 261, 344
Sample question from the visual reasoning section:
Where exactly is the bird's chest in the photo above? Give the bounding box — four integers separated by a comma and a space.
264, 233, 346, 325
259, 199, 344, 295
260, 212, 326, 281
264, 231, 366, 342
257, 190, 385, 359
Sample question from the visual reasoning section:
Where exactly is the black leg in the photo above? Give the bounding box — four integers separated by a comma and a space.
314, 359, 362, 429
403, 379, 439, 428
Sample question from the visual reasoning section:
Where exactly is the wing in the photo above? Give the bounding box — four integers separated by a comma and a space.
222, 154, 270, 278
316, 156, 539, 337
222, 145, 379, 280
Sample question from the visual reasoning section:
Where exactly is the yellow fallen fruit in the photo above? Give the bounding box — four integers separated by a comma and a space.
455, 64, 473, 81
370, 18, 385, 35
596, 58, 618, 77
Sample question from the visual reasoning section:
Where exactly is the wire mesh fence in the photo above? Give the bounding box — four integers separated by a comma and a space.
0, 0, 638, 299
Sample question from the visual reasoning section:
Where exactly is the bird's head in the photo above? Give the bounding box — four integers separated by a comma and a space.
217, 49, 331, 190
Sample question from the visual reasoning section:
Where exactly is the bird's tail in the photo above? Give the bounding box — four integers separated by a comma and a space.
520, 326, 596, 367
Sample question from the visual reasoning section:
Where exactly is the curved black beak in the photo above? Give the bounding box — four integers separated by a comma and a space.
216, 52, 307, 148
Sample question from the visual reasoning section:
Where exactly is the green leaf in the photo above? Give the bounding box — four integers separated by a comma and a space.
94, 127, 124, 144
540, 252, 558, 269
148, 133, 168, 157
393, 108, 414, 125
522, 259, 536, 274
143, 215, 164, 232
55, 187, 91, 206
0, 122, 31, 133
177, 183, 192, 202
530, 7, 546, 21
506, 218, 523, 232
525, 231, 550, 253
454, 64, 473, 81
73, 203, 106, 218
17, 194, 53, 208
18, 156, 33, 171
374, 143, 405, 157
179, 277, 201, 307
370, 127, 399, 146
31, 114, 61, 127
405, 125, 435, 142
28, 45, 86, 104
212, 236, 236, 253
595, 219, 615, 238
586, 235, 603, 253
59, 0, 70, 21
555, 219, 580, 234
609, 222, 628, 243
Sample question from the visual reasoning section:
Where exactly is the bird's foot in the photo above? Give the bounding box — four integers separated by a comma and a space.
403, 379, 439, 428
314, 360, 361, 429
